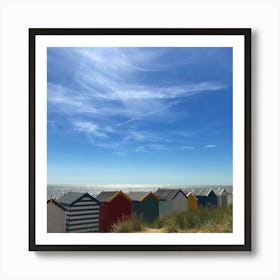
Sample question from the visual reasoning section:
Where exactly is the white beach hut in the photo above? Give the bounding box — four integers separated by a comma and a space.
154, 189, 188, 217
47, 199, 66, 233
213, 188, 228, 207
227, 191, 233, 206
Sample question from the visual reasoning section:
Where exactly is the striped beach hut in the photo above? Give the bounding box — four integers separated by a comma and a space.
191, 188, 217, 208
47, 192, 100, 233
155, 189, 188, 217
127, 191, 159, 223
186, 192, 198, 210
213, 188, 228, 207
96, 191, 131, 232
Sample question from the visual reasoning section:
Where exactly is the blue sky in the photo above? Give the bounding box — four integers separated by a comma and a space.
47, 47, 232, 185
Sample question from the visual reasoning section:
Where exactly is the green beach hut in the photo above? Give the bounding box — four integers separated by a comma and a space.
126, 191, 160, 223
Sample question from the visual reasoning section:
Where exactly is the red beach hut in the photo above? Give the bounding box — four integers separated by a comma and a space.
95, 191, 132, 232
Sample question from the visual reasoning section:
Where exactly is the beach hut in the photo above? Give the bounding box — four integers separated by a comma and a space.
227, 192, 233, 206
223, 186, 233, 206
186, 192, 198, 210
96, 191, 131, 232
127, 191, 160, 223
213, 188, 229, 207
191, 188, 217, 208
47, 199, 66, 232
47, 192, 100, 233
154, 189, 188, 217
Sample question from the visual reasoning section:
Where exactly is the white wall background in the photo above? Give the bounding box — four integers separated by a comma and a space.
0, 0, 279, 279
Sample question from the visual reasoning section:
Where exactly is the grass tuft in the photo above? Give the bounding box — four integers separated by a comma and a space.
111, 216, 147, 233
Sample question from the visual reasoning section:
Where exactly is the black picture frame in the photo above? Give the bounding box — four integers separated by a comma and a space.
29, 28, 251, 251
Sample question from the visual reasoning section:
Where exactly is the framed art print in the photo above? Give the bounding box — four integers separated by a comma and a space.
29, 28, 251, 251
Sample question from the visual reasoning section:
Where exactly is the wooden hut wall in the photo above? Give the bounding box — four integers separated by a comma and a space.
196, 196, 206, 207
217, 193, 228, 207
99, 202, 111, 232
47, 201, 66, 233
65, 195, 100, 233
172, 192, 188, 212
207, 191, 218, 207
140, 195, 159, 222
196, 191, 217, 208
187, 194, 198, 210
214, 189, 228, 207
99, 194, 131, 232
216, 195, 221, 207
131, 201, 141, 219
227, 193, 233, 205
158, 200, 172, 217
221, 195, 227, 207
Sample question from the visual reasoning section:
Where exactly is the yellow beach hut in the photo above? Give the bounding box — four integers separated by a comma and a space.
186, 192, 198, 210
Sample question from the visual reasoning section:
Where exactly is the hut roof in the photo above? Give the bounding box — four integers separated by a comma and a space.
55, 192, 97, 206
56, 192, 86, 205
187, 192, 198, 200
191, 188, 213, 196
213, 188, 228, 196
47, 198, 67, 210
223, 186, 233, 193
155, 189, 186, 201
183, 187, 195, 193
95, 191, 132, 203
95, 191, 118, 202
127, 191, 160, 202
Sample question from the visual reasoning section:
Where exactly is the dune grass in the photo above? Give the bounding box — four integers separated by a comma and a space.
154, 206, 232, 233
111, 216, 147, 233
111, 206, 232, 233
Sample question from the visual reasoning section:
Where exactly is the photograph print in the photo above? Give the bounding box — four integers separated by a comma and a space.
29, 29, 251, 251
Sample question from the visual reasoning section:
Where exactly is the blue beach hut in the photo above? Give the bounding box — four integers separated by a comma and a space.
191, 188, 217, 208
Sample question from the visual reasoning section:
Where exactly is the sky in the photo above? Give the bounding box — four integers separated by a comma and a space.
47, 47, 232, 185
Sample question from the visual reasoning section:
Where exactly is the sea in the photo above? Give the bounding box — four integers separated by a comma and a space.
47, 184, 233, 199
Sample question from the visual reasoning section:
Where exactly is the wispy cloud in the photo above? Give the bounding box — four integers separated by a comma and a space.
146, 144, 168, 151
116, 118, 137, 127
205, 144, 217, 149
182, 145, 195, 150
134, 144, 168, 153
122, 131, 159, 143
47, 47, 233, 184
76, 47, 170, 74
74, 121, 107, 138
75, 66, 227, 101
115, 151, 127, 157
134, 146, 147, 153
48, 47, 230, 156
48, 83, 97, 115
48, 48, 228, 124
